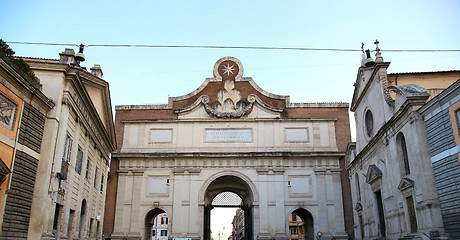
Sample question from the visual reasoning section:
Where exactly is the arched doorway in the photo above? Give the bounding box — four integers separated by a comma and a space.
145, 208, 168, 240
290, 208, 314, 240
203, 175, 254, 240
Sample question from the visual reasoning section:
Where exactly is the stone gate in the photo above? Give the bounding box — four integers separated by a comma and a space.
106, 57, 352, 240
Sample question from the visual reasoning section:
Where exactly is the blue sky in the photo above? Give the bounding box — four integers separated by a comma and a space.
2, 1, 460, 238
2, 0, 459, 108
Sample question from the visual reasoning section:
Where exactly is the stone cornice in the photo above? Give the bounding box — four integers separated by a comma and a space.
120, 117, 338, 123
112, 151, 345, 159
115, 102, 349, 111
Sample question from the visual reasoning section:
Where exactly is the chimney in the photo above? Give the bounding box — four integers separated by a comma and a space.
90, 64, 103, 78
59, 48, 77, 65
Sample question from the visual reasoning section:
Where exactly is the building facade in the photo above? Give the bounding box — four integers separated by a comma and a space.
107, 57, 352, 240
288, 214, 304, 240
232, 209, 245, 240
419, 79, 460, 239
16, 48, 116, 239
387, 71, 460, 101
0, 45, 54, 239
346, 47, 446, 239
151, 213, 170, 240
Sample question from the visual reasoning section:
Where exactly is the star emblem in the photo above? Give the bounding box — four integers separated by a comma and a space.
222, 63, 235, 76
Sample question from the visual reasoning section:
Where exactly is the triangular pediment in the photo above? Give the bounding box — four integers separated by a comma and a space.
171, 57, 288, 119
397, 177, 414, 191
365, 164, 382, 184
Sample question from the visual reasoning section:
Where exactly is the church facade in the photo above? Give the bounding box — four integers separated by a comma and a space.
106, 57, 352, 240
345, 47, 446, 239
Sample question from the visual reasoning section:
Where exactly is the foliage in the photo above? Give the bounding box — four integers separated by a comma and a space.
0, 39, 15, 57
0, 39, 41, 86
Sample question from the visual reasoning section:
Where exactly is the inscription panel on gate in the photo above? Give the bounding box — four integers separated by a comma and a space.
205, 129, 253, 142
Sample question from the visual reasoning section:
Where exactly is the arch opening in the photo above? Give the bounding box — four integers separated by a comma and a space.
290, 208, 314, 240
204, 175, 254, 240
145, 208, 169, 240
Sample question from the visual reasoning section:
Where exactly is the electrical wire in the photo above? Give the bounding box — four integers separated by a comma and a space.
6, 41, 460, 52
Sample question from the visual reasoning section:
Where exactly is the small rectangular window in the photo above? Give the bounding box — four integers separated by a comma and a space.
85, 159, 91, 180
161, 230, 167, 236
75, 147, 83, 174
100, 174, 104, 192
94, 167, 98, 188
63, 133, 73, 162
290, 228, 298, 235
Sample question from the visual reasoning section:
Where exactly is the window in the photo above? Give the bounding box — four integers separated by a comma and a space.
365, 109, 374, 137
161, 230, 167, 236
455, 109, 460, 137
100, 174, 104, 192
406, 196, 418, 233
161, 216, 168, 224
355, 173, 361, 201
397, 133, 410, 175
359, 215, 365, 238
375, 190, 386, 237
68, 209, 75, 237
89, 218, 93, 237
85, 159, 91, 180
94, 167, 98, 188
75, 147, 83, 174
63, 133, 73, 162
53, 204, 62, 230
290, 228, 298, 235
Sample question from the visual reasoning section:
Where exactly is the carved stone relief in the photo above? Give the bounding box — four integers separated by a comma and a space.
0, 92, 18, 130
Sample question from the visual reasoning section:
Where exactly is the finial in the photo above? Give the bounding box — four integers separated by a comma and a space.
374, 39, 383, 62
361, 43, 365, 53
374, 39, 380, 53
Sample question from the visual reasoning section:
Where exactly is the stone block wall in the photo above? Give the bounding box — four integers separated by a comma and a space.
1, 102, 46, 239
425, 108, 456, 155
18, 102, 46, 152
1, 150, 39, 239
425, 107, 460, 239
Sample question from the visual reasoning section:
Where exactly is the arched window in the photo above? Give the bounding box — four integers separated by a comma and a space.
396, 133, 410, 175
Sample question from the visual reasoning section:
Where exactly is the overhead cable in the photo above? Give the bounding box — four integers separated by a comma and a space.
6, 41, 460, 52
